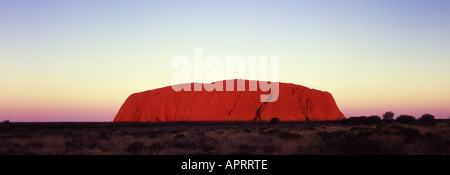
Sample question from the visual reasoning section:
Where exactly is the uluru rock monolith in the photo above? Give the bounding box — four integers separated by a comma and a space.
113, 80, 345, 122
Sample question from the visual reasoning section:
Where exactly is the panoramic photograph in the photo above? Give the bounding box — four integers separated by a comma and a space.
1, 0, 449, 159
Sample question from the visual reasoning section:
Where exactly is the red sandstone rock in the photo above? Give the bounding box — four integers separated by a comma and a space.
113, 80, 345, 122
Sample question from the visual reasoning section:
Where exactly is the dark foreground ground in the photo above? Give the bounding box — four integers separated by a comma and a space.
0, 120, 449, 155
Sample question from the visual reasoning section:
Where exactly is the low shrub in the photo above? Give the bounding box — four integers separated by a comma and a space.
382, 111, 395, 121
126, 142, 146, 155
419, 114, 436, 126
396, 115, 415, 124
341, 116, 381, 125
270, 118, 280, 125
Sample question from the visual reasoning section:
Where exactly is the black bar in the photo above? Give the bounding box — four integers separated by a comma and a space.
1, 155, 447, 174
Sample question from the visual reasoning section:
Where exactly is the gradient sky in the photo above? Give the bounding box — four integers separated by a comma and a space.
1, 0, 449, 121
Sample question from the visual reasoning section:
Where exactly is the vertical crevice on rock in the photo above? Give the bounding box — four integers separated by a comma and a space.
227, 93, 242, 119
254, 102, 267, 121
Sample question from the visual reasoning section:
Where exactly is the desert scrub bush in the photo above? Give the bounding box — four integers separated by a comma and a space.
262, 145, 278, 154
243, 128, 252, 133
120, 130, 129, 135
2, 120, 11, 125
396, 115, 415, 124
270, 118, 280, 125
317, 130, 380, 154
420, 114, 435, 122
419, 114, 436, 126
87, 143, 98, 149
259, 129, 279, 135
173, 133, 186, 139
355, 131, 374, 137
126, 142, 147, 155
395, 127, 421, 144
278, 131, 302, 140
350, 126, 373, 132
171, 137, 197, 150
14, 133, 32, 139
382, 111, 395, 121
195, 131, 205, 136
27, 142, 44, 148
170, 135, 217, 152
368, 115, 381, 122
198, 136, 218, 152
238, 144, 258, 154
422, 132, 450, 154
375, 124, 388, 134
147, 143, 163, 154
259, 129, 302, 140
341, 116, 380, 125
302, 125, 316, 130
131, 130, 161, 138
65, 139, 84, 150
170, 129, 181, 134
94, 132, 110, 140
2, 120, 13, 129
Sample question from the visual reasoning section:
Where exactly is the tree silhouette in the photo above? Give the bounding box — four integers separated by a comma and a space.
419, 113, 436, 126
396, 115, 415, 124
382, 111, 394, 121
